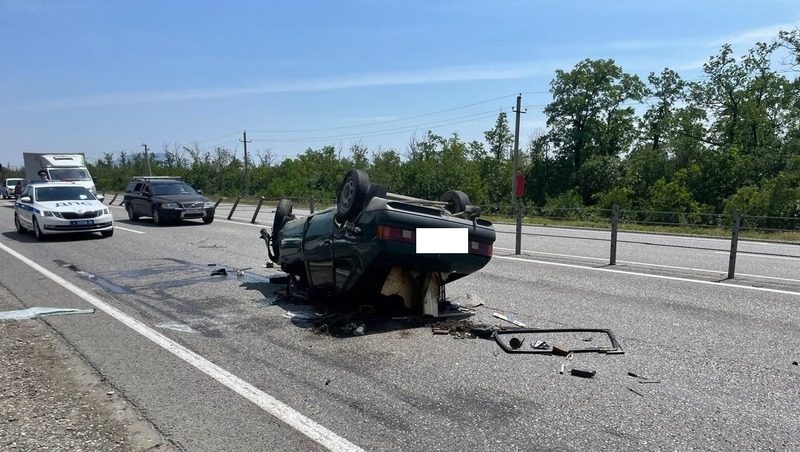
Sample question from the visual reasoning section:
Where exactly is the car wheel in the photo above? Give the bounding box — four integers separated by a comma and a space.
271, 199, 293, 259
202, 216, 214, 224
441, 190, 471, 214
152, 207, 162, 225
33, 217, 46, 241
101, 229, 114, 238
336, 169, 370, 222
14, 213, 26, 233
126, 204, 139, 221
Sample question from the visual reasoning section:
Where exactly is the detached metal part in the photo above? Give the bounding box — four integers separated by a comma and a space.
494, 328, 624, 354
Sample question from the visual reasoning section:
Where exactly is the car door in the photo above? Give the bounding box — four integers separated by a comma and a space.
301, 210, 336, 291
15, 185, 34, 228
132, 182, 150, 216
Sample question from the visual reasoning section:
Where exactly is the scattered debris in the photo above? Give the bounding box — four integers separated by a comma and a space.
793, 361, 798, 366
352, 324, 366, 336
508, 337, 524, 349
325, 379, 331, 385
628, 371, 659, 383
0, 307, 96, 321
559, 363, 565, 374
551, 342, 571, 356
570, 368, 596, 378
492, 312, 527, 327
493, 328, 624, 354
627, 387, 645, 397
529, 340, 547, 349
432, 327, 449, 335
532, 340, 550, 350
210, 268, 227, 276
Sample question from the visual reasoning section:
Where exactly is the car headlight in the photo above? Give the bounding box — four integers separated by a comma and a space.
160, 202, 179, 209
43, 211, 64, 218
102, 208, 109, 215
203, 201, 214, 208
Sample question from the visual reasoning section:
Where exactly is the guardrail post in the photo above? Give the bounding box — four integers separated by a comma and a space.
228, 196, 241, 220
251, 197, 264, 223
727, 211, 740, 279
309, 197, 315, 214
610, 204, 619, 265
214, 198, 223, 208
108, 193, 118, 205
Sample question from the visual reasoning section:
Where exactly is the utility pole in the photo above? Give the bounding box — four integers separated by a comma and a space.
240, 130, 252, 197
512, 94, 526, 255
141, 144, 152, 176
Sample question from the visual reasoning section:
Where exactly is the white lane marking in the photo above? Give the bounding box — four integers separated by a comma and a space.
713, 250, 800, 261
495, 247, 800, 284
492, 254, 800, 297
115, 226, 145, 234
495, 247, 606, 262
0, 242, 364, 452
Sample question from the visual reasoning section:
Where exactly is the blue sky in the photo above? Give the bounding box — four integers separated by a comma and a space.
1, 0, 798, 168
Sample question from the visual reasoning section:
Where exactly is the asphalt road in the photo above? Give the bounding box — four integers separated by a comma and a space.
1, 199, 799, 451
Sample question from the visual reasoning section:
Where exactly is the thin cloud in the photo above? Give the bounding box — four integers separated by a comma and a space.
21, 61, 567, 110
708, 20, 800, 47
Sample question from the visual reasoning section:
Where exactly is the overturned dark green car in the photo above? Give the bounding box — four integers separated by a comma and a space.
260, 169, 496, 315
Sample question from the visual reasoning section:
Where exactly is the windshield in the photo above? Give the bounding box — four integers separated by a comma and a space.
35, 186, 96, 202
152, 182, 198, 196
48, 168, 91, 181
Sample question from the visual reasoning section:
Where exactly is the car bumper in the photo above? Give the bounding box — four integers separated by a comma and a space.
156, 207, 215, 221
41, 215, 114, 233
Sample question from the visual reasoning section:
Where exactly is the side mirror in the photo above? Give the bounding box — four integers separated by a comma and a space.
96, 194, 105, 202
20, 196, 32, 203
197, 189, 203, 195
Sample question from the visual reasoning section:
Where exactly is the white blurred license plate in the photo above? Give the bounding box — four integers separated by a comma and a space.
185, 208, 203, 214
416, 228, 468, 254
70, 220, 94, 226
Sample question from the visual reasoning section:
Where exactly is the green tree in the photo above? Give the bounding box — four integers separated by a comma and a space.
543, 58, 646, 202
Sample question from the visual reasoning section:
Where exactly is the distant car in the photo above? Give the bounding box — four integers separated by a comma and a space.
2, 178, 24, 199
14, 182, 114, 240
123, 176, 215, 225
260, 169, 496, 313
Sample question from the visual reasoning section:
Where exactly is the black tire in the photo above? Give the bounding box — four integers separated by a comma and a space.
14, 213, 26, 233
336, 169, 370, 222
33, 217, 45, 241
152, 207, 162, 225
271, 199, 293, 259
126, 204, 139, 221
441, 190, 471, 214
202, 216, 214, 224
101, 229, 114, 238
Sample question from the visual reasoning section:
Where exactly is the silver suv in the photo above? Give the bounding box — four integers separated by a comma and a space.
2, 178, 24, 199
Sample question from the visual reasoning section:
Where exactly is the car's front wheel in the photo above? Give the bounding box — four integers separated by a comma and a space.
202, 216, 214, 224
32, 217, 45, 241
152, 207, 162, 225
101, 229, 114, 238
126, 204, 139, 221
14, 213, 26, 233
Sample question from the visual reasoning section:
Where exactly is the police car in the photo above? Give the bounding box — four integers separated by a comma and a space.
14, 181, 114, 240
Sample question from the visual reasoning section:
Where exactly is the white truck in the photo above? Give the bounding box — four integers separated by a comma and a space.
23, 152, 96, 194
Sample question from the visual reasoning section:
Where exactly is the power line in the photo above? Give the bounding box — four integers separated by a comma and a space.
250, 109, 508, 143
248, 93, 517, 134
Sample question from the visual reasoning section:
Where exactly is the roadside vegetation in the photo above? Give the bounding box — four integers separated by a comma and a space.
78, 28, 799, 241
